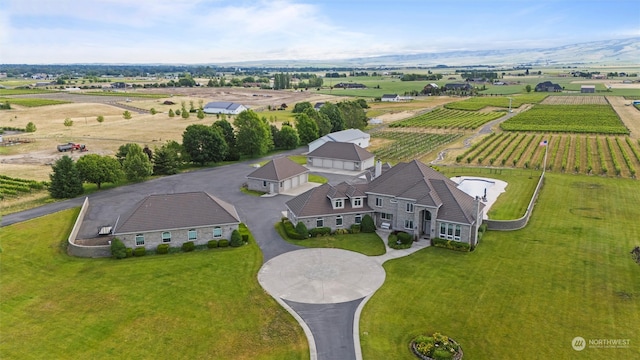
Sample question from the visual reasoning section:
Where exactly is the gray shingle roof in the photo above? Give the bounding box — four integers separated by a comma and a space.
286, 182, 372, 218
204, 102, 244, 110
367, 160, 483, 224
307, 142, 374, 162
115, 192, 240, 234
247, 157, 308, 181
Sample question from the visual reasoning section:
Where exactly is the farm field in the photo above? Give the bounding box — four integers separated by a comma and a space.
540, 95, 608, 105
0, 210, 309, 359
0, 97, 70, 107
370, 130, 463, 163
444, 93, 548, 111
360, 172, 640, 359
500, 104, 629, 134
388, 107, 504, 130
454, 133, 640, 178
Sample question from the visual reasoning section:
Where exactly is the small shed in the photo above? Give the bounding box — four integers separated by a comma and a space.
581, 85, 596, 93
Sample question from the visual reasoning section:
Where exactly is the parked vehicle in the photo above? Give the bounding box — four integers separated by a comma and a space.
57, 142, 87, 152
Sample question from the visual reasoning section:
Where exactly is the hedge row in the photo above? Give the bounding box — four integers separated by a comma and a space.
388, 231, 413, 249
432, 238, 470, 252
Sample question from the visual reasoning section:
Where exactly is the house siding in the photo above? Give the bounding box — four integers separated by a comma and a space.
289, 211, 373, 232
118, 224, 238, 250
247, 174, 308, 194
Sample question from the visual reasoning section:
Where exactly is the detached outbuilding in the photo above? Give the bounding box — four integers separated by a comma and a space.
203, 102, 248, 115
581, 85, 596, 93
246, 157, 309, 194
113, 192, 240, 250
308, 128, 370, 152
307, 142, 375, 172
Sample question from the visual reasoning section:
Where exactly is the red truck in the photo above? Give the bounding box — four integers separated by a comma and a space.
57, 142, 87, 152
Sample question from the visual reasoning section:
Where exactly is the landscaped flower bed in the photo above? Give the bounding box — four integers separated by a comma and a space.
411, 332, 463, 360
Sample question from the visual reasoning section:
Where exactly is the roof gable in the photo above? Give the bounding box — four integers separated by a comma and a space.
115, 192, 240, 233
287, 182, 372, 218
247, 157, 308, 181
307, 142, 374, 162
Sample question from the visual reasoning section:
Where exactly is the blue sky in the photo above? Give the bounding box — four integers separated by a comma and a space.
1, 0, 638, 64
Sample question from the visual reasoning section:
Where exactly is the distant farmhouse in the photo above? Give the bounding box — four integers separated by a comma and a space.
113, 192, 240, 250
381, 94, 400, 102
203, 102, 248, 115
308, 129, 370, 152
581, 85, 596, 93
535, 81, 562, 92
443, 83, 473, 91
286, 160, 484, 246
246, 157, 309, 194
333, 82, 366, 89
422, 83, 439, 95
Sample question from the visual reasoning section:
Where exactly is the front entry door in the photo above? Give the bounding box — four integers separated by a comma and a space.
422, 210, 432, 237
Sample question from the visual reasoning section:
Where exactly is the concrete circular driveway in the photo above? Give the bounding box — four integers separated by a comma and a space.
258, 248, 386, 304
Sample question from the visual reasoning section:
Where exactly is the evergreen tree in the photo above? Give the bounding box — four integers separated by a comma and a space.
49, 155, 83, 198
122, 144, 153, 181
153, 143, 180, 175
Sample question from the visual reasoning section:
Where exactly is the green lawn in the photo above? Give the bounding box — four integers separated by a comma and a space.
0, 211, 308, 359
0, 97, 70, 107
360, 173, 640, 359
276, 223, 386, 256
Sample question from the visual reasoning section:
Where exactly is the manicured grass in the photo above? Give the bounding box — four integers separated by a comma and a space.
241, 186, 267, 196
437, 166, 541, 220
0, 88, 56, 95
308, 174, 328, 184
0, 211, 309, 359
445, 93, 548, 111
0, 97, 71, 107
360, 173, 640, 359
288, 155, 307, 165
276, 223, 386, 256
80, 91, 167, 98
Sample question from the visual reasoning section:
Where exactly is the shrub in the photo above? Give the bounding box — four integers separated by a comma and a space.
387, 234, 398, 246
230, 229, 243, 247
397, 231, 413, 245
133, 247, 146, 257
350, 224, 361, 234
157, 243, 170, 254
218, 239, 229, 247
432, 237, 470, 252
295, 221, 309, 238
25, 122, 36, 132
361, 214, 375, 233
125, 248, 133, 258
181, 241, 195, 252
242, 234, 249, 243
309, 227, 331, 237
282, 219, 306, 240
207, 239, 219, 248
333, 228, 349, 235
110, 237, 127, 259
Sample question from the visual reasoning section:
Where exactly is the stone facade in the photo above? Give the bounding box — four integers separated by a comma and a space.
118, 224, 238, 250
290, 210, 374, 233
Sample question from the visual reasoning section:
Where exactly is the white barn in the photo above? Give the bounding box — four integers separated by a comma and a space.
203, 102, 248, 115
308, 129, 370, 153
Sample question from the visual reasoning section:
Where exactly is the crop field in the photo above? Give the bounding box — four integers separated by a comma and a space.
500, 104, 629, 134
388, 108, 504, 130
444, 93, 548, 111
540, 95, 609, 105
371, 130, 462, 162
455, 133, 640, 178
0, 175, 47, 200
0, 97, 71, 107
0, 88, 55, 96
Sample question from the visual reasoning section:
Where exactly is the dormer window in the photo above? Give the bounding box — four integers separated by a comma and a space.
406, 203, 414, 213
352, 197, 362, 208
334, 199, 344, 209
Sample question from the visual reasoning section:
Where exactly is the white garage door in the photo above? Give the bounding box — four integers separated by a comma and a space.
292, 176, 299, 187
333, 160, 344, 169
344, 162, 355, 170
323, 159, 333, 167
313, 158, 323, 167
283, 179, 292, 190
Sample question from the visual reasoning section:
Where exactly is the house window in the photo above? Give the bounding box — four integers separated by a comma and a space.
316, 218, 324, 227
280, 182, 283, 188
447, 224, 454, 240
336, 216, 343, 227
263, 180, 267, 187
440, 223, 447, 238
162, 231, 171, 243
375, 197, 383, 207
381, 213, 392, 220
454, 225, 461, 241
135, 234, 144, 246
352, 198, 362, 207
213, 227, 222, 238
406, 203, 414, 213
334, 199, 344, 209
404, 220, 413, 229
355, 214, 362, 224
188, 229, 197, 241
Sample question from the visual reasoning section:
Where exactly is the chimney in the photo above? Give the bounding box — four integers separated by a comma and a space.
375, 160, 382, 179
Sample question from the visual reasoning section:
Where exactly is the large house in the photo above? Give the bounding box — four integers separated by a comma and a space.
203, 102, 248, 115
381, 94, 400, 102
443, 83, 473, 91
308, 128, 370, 152
286, 160, 485, 246
113, 192, 241, 250
246, 157, 309, 194
307, 142, 375, 172
535, 81, 562, 92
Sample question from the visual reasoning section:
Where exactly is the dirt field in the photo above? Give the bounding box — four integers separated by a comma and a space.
0, 88, 343, 181
607, 96, 640, 138
541, 96, 608, 105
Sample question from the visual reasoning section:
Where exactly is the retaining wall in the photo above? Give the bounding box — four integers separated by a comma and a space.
485, 172, 545, 231
67, 197, 111, 258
